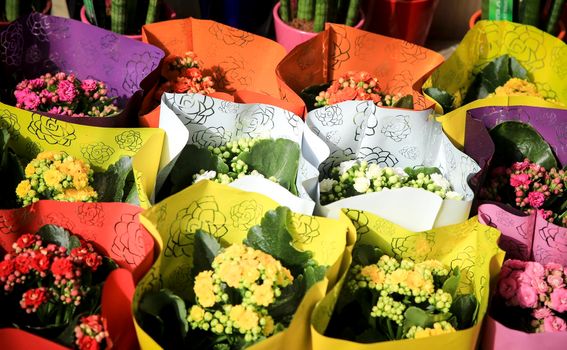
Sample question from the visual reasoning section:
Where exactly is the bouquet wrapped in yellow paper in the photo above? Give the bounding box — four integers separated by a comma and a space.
310, 211, 504, 350
132, 180, 356, 350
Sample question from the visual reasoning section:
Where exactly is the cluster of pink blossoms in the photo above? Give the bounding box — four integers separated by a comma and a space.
14, 72, 120, 117
482, 159, 566, 226
74, 314, 109, 350
497, 259, 567, 333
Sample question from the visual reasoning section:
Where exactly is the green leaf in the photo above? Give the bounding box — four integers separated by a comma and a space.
464, 54, 529, 104
244, 207, 311, 269
300, 83, 332, 112
352, 244, 383, 266
303, 262, 327, 291
37, 225, 74, 250
490, 121, 558, 169
157, 144, 229, 200
442, 268, 460, 299
123, 169, 140, 205
403, 166, 442, 179
392, 95, 414, 109
424, 87, 454, 113
92, 156, 135, 202
136, 289, 188, 349
403, 307, 452, 333
0, 128, 24, 209
238, 139, 300, 195
192, 230, 221, 275
450, 294, 478, 329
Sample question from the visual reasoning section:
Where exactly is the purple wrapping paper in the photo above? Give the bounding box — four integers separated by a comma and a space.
0, 13, 164, 127
464, 105, 567, 265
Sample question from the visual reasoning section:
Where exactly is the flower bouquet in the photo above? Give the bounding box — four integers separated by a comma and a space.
0, 101, 164, 208
133, 180, 355, 350
0, 13, 163, 127
139, 17, 304, 127
463, 105, 567, 265
482, 259, 567, 350
275, 23, 444, 114
156, 93, 325, 214
422, 20, 567, 146
0, 199, 156, 349
304, 100, 480, 231
309, 211, 504, 349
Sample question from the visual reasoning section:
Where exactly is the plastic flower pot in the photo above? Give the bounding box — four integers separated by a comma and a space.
273, 2, 365, 52
469, 10, 566, 40
0, 0, 52, 29
80, 4, 176, 41
362, 0, 439, 46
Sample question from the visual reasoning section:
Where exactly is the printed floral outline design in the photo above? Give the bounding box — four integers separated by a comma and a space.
115, 130, 143, 152
236, 105, 275, 137
218, 100, 239, 115
330, 26, 351, 70
26, 13, 50, 42
285, 111, 301, 135
111, 212, 147, 266
165, 197, 228, 258
387, 70, 414, 96
381, 115, 411, 142
156, 204, 168, 226
208, 23, 254, 47
344, 209, 370, 239
77, 203, 104, 227
320, 148, 356, 177
191, 127, 231, 148
313, 105, 344, 127
0, 213, 16, 235
122, 51, 162, 94
28, 114, 76, 146
502, 24, 546, 72
100, 33, 120, 63
450, 246, 476, 293
230, 200, 263, 231
291, 213, 321, 245
399, 41, 428, 64
355, 102, 377, 137
551, 45, 567, 80
218, 56, 253, 88
171, 94, 216, 125
138, 266, 163, 296
0, 109, 20, 139
24, 44, 41, 64
325, 130, 341, 144
81, 142, 115, 165
1, 22, 24, 66
358, 146, 399, 167
536, 221, 567, 254
391, 233, 435, 261
43, 212, 75, 232
399, 146, 418, 160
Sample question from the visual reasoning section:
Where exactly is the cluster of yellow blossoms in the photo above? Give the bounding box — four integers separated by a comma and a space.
491, 78, 544, 98
187, 244, 294, 342
15, 151, 98, 206
349, 255, 456, 338
406, 321, 456, 339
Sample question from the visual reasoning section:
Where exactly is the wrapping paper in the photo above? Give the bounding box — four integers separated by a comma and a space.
133, 180, 356, 350
464, 105, 567, 265
0, 101, 165, 208
304, 100, 480, 231
275, 23, 445, 112
424, 20, 567, 125
0, 13, 164, 127
139, 17, 304, 126
0, 201, 155, 349
158, 92, 328, 214
310, 212, 504, 350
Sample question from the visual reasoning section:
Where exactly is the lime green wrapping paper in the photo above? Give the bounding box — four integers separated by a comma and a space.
133, 180, 356, 350
310, 212, 505, 350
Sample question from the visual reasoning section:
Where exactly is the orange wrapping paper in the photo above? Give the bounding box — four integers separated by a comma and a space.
139, 18, 304, 126
275, 24, 445, 112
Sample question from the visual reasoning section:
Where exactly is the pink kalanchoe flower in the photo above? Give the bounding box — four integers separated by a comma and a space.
56, 80, 78, 103
28, 78, 45, 89
48, 106, 63, 115
545, 262, 564, 272
516, 284, 539, 308
527, 191, 546, 208
550, 288, 567, 313
533, 307, 552, 320
510, 173, 532, 188
547, 274, 564, 289
55, 72, 66, 80
525, 261, 545, 278
543, 315, 567, 332
512, 160, 531, 171
22, 93, 41, 110
81, 79, 98, 93
498, 276, 519, 301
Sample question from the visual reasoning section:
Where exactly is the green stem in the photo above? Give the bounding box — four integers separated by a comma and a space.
297, 0, 314, 21
519, 0, 542, 26
145, 0, 158, 25
545, 0, 566, 34
280, 0, 291, 22
313, 0, 328, 32
345, 0, 360, 26
5, 0, 18, 22
111, 0, 126, 34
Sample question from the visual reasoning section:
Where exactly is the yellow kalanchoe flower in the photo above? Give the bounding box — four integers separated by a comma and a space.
15, 151, 97, 206
406, 321, 456, 339
491, 78, 543, 98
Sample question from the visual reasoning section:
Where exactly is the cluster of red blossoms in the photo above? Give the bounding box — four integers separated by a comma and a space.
482, 159, 566, 226
154, 51, 216, 99
0, 233, 102, 311
74, 314, 109, 350
314, 71, 404, 107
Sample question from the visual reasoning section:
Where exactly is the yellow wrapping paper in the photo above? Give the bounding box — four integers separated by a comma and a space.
0, 102, 164, 208
423, 20, 567, 146
310, 211, 505, 350
133, 180, 356, 350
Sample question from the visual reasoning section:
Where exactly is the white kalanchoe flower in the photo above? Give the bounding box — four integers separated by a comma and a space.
430, 173, 451, 191
248, 170, 266, 178
339, 160, 357, 175
393, 167, 408, 178
194, 170, 217, 183
320, 178, 338, 193
353, 177, 371, 193
365, 163, 382, 179
445, 191, 464, 200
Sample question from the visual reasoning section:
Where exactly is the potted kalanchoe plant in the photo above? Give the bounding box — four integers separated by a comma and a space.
0, 0, 51, 25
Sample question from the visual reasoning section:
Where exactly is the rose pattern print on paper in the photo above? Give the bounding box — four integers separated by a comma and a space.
399, 146, 418, 160
0, 109, 20, 139
115, 130, 143, 152
330, 26, 351, 70
170, 94, 215, 125
28, 114, 76, 146
358, 146, 399, 167
165, 197, 228, 258
111, 213, 147, 266
230, 200, 263, 230
450, 247, 476, 293
191, 127, 231, 148
209, 23, 254, 47
26, 13, 50, 42
1, 22, 24, 66
381, 115, 411, 142
320, 148, 356, 177
122, 51, 162, 94
502, 24, 546, 71
313, 105, 343, 127
0, 213, 16, 235
43, 212, 75, 232
391, 233, 435, 262
344, 209, 371, 239
236, 105, 275, 137
291, 213, 321, 245
219, 56, 253, 88
81, 142, 115, 165
77, 203, 105, 227
218, 100, 239, 115
399, 41, 428, 64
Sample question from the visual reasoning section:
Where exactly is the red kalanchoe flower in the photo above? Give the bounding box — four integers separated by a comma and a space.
84, 252, 102, 271
0, 259, 15, 280
20, 287, 49, 313
51, 256, 75, 279
14, 254, 32, 275
31, 253, 51, 274
74, 314, 109, 350
15, 233, 38, 250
